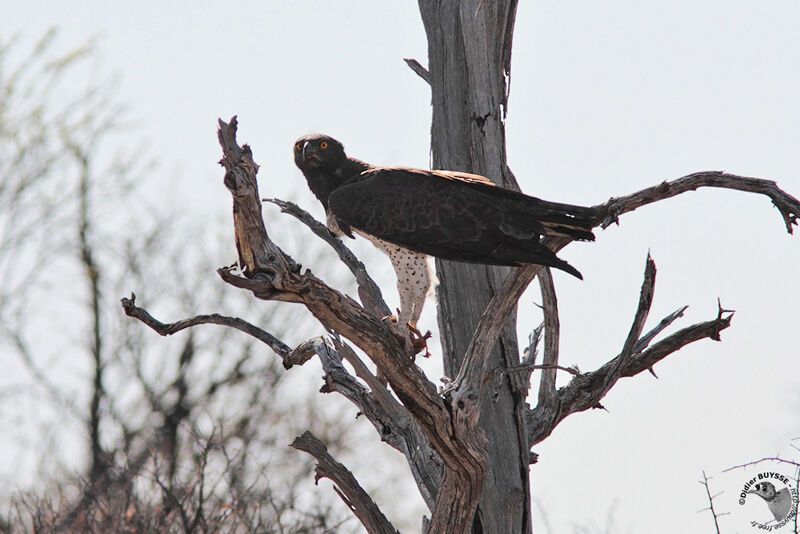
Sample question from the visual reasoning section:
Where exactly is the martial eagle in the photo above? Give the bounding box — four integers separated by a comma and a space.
294, 134, 596, 348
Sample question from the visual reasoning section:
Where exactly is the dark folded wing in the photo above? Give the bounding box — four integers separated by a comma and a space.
328, 167, 596, 278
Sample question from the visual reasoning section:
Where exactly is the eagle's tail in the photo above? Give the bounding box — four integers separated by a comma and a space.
533, 200, 598, 242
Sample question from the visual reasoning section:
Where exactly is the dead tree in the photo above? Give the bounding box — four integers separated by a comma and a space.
123, 4, 799, 533
123, 116, 797, 533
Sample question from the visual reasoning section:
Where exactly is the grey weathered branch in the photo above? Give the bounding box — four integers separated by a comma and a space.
507, 363, 580, 377
291, 431, 400, 534
597, 171, 800, 234
537, 268, 559, 406
218, 117, 300, 281
522, 323, 542, 366
283, 337, 322, 368
633, 305, 688, 355
404, 58, 431, 85
514, 322, 542, 398
264, 198, 391, 318
329, 335, 398, 412
446, 237, 562, 395
603, 254, 656, 390
120, 292, 292, 359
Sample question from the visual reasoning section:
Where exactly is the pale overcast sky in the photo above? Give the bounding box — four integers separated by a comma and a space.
4, 2, 799, 532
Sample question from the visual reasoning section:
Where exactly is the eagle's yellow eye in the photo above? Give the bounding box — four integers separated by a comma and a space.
295, 143, 302, 151
320, 141, 328, 149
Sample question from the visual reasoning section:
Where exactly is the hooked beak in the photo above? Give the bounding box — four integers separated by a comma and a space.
302, 141, 322, 167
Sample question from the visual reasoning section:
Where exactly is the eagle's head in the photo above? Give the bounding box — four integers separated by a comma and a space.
294, 134, 346, 174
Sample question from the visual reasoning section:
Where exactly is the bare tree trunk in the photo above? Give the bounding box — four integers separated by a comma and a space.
418, 2, 530, 532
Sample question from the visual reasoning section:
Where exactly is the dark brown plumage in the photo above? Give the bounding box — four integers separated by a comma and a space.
294, 134, 595, 274
293, 133, 596, 338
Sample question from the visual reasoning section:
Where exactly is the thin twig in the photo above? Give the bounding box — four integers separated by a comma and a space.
507, 363, 580, 376
518, 322, 543, 397
723, 457, 800, 473
633, 305, 688, 354
697, 471, 724, 534
521, 323, 542, 366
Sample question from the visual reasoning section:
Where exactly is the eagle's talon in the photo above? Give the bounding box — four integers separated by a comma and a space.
391, 329, 415, 355
382, 319, 414, 354
407, 323, 432, 357
382, 320, 431, 357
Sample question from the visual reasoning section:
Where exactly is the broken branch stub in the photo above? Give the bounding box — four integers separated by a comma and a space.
218, 116, 297, 280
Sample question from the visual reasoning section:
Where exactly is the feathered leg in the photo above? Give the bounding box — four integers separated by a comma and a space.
367, 235, 433, 355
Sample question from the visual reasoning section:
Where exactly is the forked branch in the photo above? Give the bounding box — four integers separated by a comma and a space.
528, 299, 733, 446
